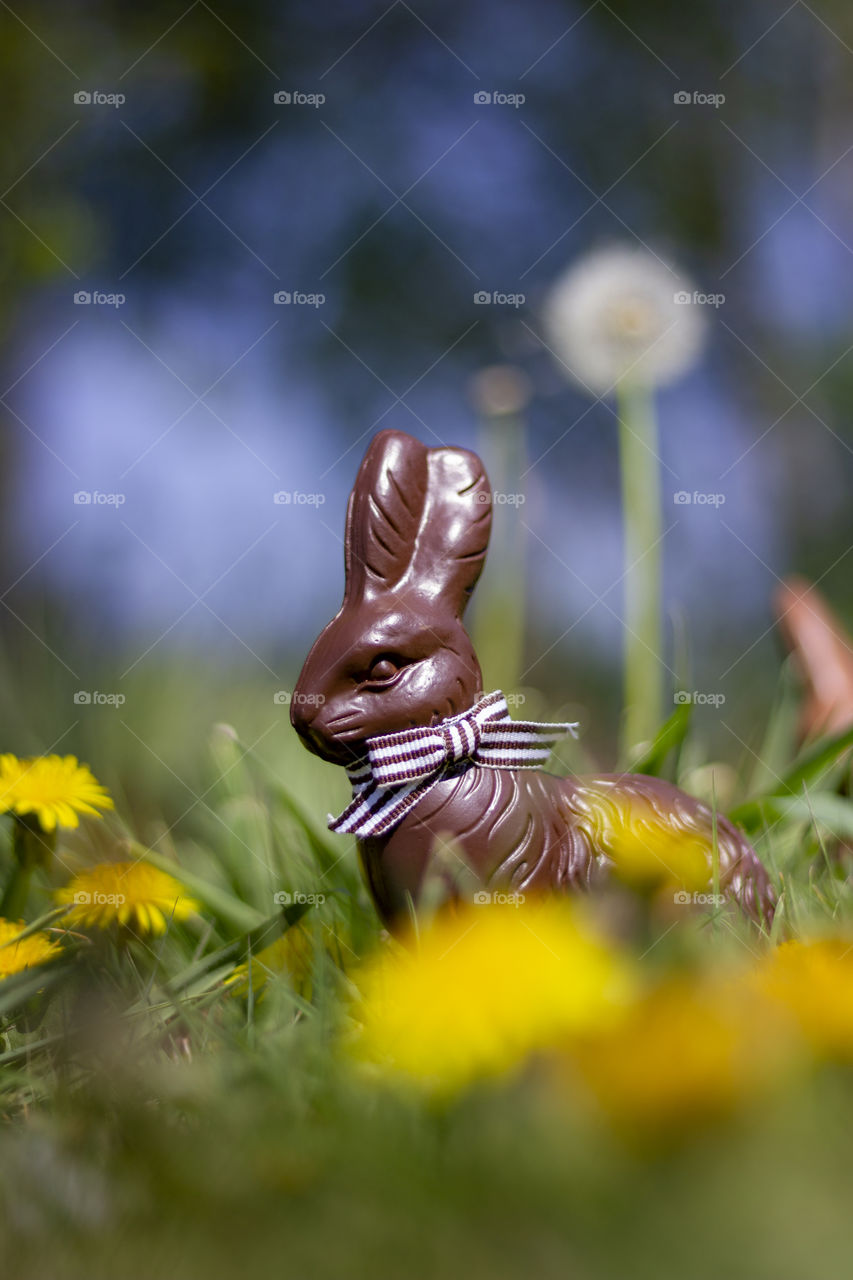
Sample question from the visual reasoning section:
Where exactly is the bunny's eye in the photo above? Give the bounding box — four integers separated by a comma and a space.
367, 655, 404, 683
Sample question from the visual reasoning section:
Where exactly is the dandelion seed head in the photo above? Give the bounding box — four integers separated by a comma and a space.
543, 245, 706, 395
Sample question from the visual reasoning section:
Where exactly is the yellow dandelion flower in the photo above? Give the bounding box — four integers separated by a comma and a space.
566, 974, 793, 1141
228, 925, 315, 999
349, 900, 634, 1096
578, 787, 712, 892
0, 754, 113, 833
0, 918, 62, 979
755, 938, 853, 1061
55, 861, 199, 934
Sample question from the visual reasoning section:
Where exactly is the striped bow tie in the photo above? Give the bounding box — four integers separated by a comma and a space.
329, 690, 579, 840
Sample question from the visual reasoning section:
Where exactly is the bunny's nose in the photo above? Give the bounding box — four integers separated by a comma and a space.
300, 724, 330, 757
290, 699, 349, 763
289, 694, 317, 739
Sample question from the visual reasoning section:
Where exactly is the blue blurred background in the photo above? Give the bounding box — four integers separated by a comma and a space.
1, 0, 851, 809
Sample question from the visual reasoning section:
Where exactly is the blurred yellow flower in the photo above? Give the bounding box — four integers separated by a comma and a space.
0, 754, 113, 832
228, 925, 314, 999
56, 861, 198, 934
0, 918, 62, 978
567, 974, 792, 1140
756, 938, 853, 1061
578, 787, 712, 892
349, 901, 634, 1096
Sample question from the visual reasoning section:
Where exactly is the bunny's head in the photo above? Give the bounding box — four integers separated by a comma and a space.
291, 430, 492, 764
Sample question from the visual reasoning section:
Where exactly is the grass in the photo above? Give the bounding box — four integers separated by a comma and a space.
617, 379, 664, 754
0, 642, 851, 1279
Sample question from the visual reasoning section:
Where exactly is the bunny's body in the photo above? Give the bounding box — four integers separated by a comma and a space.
292, 430, 774, 927
359, 767, 772, 924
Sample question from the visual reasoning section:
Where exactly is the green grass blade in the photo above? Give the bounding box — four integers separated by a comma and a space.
776, 725, 853, 796
133, 844, 266, 934
628, 701, 692, 777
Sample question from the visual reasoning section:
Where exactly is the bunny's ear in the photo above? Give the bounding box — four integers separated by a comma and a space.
344, 430, 430, 602
412, 445, 492, 613
344, 429, 491, 616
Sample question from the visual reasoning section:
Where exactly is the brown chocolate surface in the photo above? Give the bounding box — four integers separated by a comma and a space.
292, 430, 774, 927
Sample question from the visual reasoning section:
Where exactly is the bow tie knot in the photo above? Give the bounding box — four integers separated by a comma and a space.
368, 694, 504, 787
440, 711, 481, 764
330, 691, 580, 840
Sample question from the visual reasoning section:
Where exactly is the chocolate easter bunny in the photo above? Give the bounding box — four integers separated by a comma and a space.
292, 430, 774, 926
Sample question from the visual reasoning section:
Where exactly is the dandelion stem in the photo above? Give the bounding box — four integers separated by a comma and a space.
473, 407, 527, 696
617, 380, 663, 754
0, 865, 32, 920
0, 816, 54, 920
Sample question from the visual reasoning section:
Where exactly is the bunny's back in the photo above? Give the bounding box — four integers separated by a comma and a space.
359, 766, 773, 925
